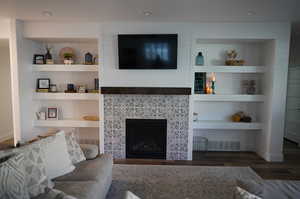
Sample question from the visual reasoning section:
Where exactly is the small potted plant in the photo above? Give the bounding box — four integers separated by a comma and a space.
63, 53, 74, 65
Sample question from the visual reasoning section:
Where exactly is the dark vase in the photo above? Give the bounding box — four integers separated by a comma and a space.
45, 49, 52, 60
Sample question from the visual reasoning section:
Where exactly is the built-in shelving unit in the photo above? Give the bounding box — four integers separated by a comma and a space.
34, 93, 99, 100
33, 64, 98, 72
193, 94, 265, 102
33, 120, 99, 128
30, 37, 100, 141
193, 120, 262, 130
193, 66, 265, 73
191, 38, 271, 153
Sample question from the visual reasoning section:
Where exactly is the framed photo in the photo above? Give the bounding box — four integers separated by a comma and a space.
37, 78, 50, 89
33, 54, 45, 64
47, 107, 58, 120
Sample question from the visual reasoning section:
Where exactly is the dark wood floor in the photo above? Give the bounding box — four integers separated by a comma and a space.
115, 139, 300, 180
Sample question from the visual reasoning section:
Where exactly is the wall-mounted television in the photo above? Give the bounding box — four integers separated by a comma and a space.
118, 34, 178, 69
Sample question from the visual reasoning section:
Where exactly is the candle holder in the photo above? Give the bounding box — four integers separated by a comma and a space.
211, 81, 215, 94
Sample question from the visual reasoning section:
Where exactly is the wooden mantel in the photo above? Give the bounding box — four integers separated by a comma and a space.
100, 87, 192, 95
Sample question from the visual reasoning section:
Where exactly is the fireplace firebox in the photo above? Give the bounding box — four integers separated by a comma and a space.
126, 119, 167, 159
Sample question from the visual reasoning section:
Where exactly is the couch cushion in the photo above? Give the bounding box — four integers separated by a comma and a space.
0, 153, 30, 199
263, 180, 300, 199
32, 188, 77, 199
54, 154, 113, 182
80, 144, 98, 160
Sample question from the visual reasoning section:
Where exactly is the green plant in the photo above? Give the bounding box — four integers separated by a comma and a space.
63, 53, 73, 59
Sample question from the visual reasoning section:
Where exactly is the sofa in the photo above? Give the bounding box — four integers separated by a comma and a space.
34, 154, 113, 199
0, 131, 113, 199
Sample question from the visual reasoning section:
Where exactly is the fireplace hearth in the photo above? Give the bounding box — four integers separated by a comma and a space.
126, 119, 167, 159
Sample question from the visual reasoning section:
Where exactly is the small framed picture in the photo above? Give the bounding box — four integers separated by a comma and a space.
37, 78, 50, 89
33, 54, 45, 64
47, 107, 58, 120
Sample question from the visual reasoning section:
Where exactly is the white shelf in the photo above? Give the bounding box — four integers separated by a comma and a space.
193, 94, 265, 102
193, 66, 265, 73
33, 120, 99, 128
33, 64, 98, 72
34, 93, 99, 101
193, 121, 262, 130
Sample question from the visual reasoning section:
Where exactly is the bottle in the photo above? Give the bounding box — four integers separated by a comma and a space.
195, 52, 204, 66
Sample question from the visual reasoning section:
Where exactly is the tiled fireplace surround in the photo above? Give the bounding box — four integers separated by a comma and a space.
103, 94, 190, 160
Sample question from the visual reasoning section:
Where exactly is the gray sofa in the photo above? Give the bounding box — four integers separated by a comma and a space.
33, 154, 113, 199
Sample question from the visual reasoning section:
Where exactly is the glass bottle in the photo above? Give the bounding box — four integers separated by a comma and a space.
195, 52, 204, 66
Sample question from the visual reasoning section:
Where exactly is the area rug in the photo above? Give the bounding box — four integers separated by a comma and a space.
106, 164, 263, 199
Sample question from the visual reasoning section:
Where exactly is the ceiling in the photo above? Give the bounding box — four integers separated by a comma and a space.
1, 0, 300, 23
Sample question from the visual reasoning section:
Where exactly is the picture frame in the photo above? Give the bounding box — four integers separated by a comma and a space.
33, 54, 45, 64
47, 107, 58, 120
37, 78, 50, 89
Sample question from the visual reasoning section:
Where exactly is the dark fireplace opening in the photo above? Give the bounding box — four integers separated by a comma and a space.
126, 119, 167, 159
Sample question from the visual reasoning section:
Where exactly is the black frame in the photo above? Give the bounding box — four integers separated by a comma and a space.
118, 34, 178, 70
47, 107, 58, 119
37, 78, 50, 89
33, 54, 45, 64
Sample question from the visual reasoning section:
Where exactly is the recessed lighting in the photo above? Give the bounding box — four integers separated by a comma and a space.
247, 10, 256, 16
143, 11, 152, 16
42, 10, 53, 17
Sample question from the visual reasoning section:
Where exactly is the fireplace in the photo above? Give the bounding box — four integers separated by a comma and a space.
126, 119, 167, 159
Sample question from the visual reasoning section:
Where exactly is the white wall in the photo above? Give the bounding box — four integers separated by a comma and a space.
18, 21, 291, 161
0, 19, 10, 39
0, 41, 13, 141
100, 23, 191, 87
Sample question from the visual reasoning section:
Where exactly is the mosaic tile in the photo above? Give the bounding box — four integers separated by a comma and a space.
103, 95, 190, 160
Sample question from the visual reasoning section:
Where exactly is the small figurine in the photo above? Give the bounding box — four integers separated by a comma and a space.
225, 49, 245, 66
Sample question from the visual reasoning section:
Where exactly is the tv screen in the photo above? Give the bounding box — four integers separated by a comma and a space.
118, 34, 178, 69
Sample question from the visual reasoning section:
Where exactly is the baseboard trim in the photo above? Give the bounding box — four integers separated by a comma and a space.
257, 149, 283, 162
0, 132, 13, 142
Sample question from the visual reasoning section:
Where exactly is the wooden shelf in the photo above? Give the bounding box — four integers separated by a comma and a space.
193, 94, 265, 102
193, 121, 262, 130
193, 66, 265, 73
33, 120, 99, 128
34, 93, 99, 101
33, 64, 98, 72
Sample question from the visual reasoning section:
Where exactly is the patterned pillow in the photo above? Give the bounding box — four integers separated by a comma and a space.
34, 188, 77, 199
0, 141, 51, 197
0, 153, 30, 199
235, 186, 262, 199
65, 131, 86, 164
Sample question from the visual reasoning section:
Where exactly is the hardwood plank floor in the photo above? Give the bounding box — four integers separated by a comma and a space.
115, 139, 300, 180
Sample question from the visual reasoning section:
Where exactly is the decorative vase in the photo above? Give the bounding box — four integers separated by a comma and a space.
195, 52, 204, 66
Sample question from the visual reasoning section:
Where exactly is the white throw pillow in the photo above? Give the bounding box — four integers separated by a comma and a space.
42, 131, 75, 179
235, 186, 262, 199
124, 191, 141, 199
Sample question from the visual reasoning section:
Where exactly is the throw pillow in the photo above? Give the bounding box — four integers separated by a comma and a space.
65, 131, 86, 164
235, 186, 262, 199
124, 191, 141, 199
34, 188, 77, 199
41, 131, 75, 179
236, 179, 263, 197
0, 153, 30, 199
0, 141, 52, 197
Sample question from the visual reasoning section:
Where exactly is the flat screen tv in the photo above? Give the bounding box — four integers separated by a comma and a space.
118, 34, 178, 69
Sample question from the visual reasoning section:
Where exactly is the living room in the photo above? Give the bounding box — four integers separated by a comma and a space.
0, 1, 300, 199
